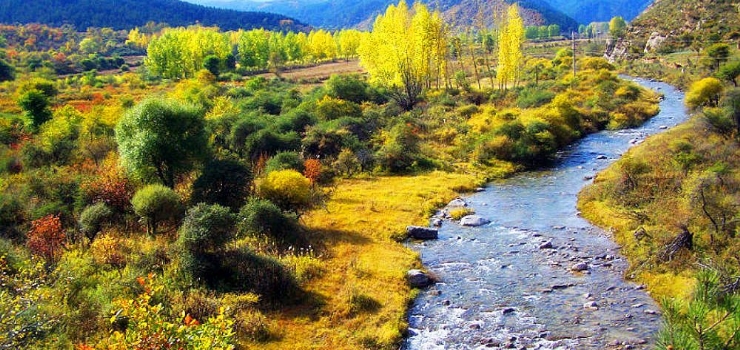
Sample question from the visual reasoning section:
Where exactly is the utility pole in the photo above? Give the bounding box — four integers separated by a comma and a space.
572, 31, 577, 79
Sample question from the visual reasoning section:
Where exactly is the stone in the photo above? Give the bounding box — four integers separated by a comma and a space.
460, 215, 491, 227
584, 301, 599, 310
596, 155, 608, 160
407, 269, 433, 288
430, 218, 443, 227
475, 187, 486, 192
539, 241, 554, 249
448, 198, 467, 208
571, 262, 589, 272
644, 309, 659, 315
407, 226, 438, 240
502, 307, 516, 315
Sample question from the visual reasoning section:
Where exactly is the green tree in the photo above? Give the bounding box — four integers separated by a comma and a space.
17, 90, 52, 130
131, 184, 182, 236
191, 159, 252, 210
115, 98, 208, 188
705, 43, 731, 72
237, 197, 300, 244
0, 59, 14, 82
609, 16, 627, 39
717, 61, 740, 87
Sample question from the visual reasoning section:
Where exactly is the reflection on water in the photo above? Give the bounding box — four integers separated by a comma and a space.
405, 78, 687, 349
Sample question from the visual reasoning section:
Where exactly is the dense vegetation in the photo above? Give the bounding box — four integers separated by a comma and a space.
0, 0, 662, 348
578, 1, 740, 348
0, 0, 308, 32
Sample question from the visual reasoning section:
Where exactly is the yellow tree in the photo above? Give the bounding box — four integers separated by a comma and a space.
307, 29, 337, 62
497, 4, 524, 90
358, 0, 446, 110
334, 29, 363, 61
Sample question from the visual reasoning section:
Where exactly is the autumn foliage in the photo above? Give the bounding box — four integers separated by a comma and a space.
26, 214, 65, 263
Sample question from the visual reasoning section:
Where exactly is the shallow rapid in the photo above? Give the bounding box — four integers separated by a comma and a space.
404, 78, 688, 349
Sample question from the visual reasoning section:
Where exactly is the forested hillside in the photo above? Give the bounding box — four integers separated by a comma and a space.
186, 0, 579, 31
542, 0, 652, 24
0, 0, 308, 31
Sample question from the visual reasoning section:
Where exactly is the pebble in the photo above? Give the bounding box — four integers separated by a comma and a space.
571, 262, 589, 272
584, 301, 599, 310
539, 241, 554, 249
644, 309, 659, 315
502, 307, 516, 315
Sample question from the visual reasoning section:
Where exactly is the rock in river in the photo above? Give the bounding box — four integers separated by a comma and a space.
460, 215, 491, 227
407, 226, 439, 240
448, 198, 467, 208
407, 269, 433, 288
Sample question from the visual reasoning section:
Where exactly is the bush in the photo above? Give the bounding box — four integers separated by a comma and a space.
258, 169, 312, 213
78, 202, 113, 243
325, 74, 373, 103
243, 129, 301, 161
265, 151, 305, 174
131, 184, 182, 236
178, 203, 235, 254
214, 247, 299, 301
191, 159, 252, 210
237, 198, 301, 244
376, 123, 422, 173
315, 96, 362, 121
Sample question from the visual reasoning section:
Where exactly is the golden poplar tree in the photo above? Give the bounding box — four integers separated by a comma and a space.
358, 0, 446, 110
497, 4, 524, 90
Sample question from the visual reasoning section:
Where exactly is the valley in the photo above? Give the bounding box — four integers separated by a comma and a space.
0, 0, 738, 349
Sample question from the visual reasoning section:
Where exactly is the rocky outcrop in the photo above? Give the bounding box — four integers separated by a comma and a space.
644, 32, 667, 53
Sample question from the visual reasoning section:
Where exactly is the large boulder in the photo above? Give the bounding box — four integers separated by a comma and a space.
407, 226, 439, 240
407, 269, 433, 288
460, 215, 491, 227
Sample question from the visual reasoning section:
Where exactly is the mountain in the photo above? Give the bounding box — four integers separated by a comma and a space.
0, 0, 308, 32
541, 0, 653, 24
622, 0, 739, 55
185, 0, 579, 32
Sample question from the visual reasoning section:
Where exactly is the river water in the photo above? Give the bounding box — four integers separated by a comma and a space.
404, 78, 688, 350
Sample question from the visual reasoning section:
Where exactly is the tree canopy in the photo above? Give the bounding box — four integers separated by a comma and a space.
115, 98, 209, 188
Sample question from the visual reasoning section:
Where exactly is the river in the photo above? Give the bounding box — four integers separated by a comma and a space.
404, 78, 688, 350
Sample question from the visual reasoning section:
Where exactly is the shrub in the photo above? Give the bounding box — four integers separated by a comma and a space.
178, 203, 235, 254
376, 123, 422, 173
450, 207, 475, 220
325, 74, 373, 103
334, 148, 360, 177
78, 202, 113, 243
215, 247, 299, 301
26, 214, 65, 263
265, 151, 305, 174
191, 159, 252, 210
686, 77, 724, 109
89, 234, 127, 269
243, 129, 301, 161
258, 170, 312, 213
131, 184, 182, 236
237, 198, 301, 244
315, 96, 362, 121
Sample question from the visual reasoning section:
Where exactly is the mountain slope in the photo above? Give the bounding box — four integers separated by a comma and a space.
625, 0, 739, 54
186, 0, 578, 32
0, 0, 308, 31
542, 0, 653, 24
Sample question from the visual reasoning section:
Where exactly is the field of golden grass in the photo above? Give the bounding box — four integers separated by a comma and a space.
259, 171, 481, 349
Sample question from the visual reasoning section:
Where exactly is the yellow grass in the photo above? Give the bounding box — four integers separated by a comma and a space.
256, 171, 480, 349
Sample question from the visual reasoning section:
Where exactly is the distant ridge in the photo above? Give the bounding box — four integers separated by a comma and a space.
0, 0, 309, 31
541, 0, 653, 24
185, 0, 579, 32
